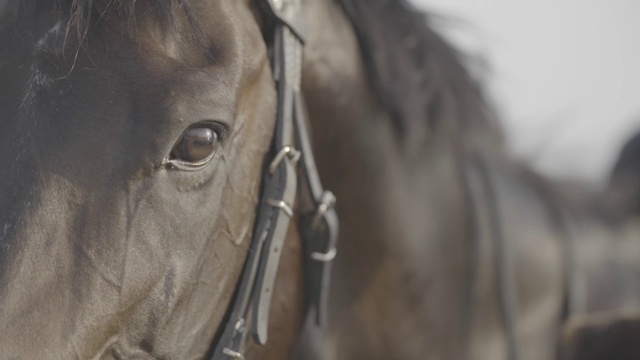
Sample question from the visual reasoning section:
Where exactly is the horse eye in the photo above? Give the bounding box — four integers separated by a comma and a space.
171, 126, 220, 164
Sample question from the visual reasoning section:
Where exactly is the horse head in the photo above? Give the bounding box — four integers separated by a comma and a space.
0, 1, 312, 358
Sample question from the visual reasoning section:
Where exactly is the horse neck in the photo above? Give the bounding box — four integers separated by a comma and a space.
295, 2, 640, 358
299, 1, 472, 358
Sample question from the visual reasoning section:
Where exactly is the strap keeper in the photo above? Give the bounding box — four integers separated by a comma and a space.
311, 191, 336, 228
269, 145, 301, 174
267, 199, 294, 217
311, 247, 337, 262
222, 348, 245, 360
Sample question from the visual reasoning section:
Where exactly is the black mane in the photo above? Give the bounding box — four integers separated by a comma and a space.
338, 0, 500, 139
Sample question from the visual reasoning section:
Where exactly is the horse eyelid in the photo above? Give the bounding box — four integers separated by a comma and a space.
162, 121, 228, 171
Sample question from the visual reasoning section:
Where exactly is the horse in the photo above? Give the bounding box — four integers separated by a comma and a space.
605, 130, 640, 218
1, 0, 640, 359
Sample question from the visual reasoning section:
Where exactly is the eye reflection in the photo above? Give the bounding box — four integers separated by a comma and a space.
165, 124, 224, 171
172, 127, 218, 163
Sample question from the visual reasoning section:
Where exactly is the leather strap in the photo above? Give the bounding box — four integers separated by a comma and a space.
293, 95, 338, 326
209, 0, 339, 358
261, 0, 306, 41
209, 13, 302, 360
251, 22, 302, 345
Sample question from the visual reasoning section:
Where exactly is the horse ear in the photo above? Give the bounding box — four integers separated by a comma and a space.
603, 130, 640, 218
558, 313, 640, 360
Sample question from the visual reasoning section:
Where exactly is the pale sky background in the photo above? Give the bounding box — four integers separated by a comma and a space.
411, 0, 640, 185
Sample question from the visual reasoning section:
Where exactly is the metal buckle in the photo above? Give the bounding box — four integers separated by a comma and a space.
309, 191, 337, 262
264, 0, 306, 41
267, 199, 294, 217
269, 146, 301, 174
311, 247, 337, 262
222, 348, 245, 360
311, 191, 336, 228
271, 0, 285, 10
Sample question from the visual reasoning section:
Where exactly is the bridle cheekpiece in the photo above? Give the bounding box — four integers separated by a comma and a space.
209, 1, 339, 359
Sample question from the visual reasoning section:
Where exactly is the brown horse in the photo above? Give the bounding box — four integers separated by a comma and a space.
1, 0, 639, 359
605, 130, 640, 218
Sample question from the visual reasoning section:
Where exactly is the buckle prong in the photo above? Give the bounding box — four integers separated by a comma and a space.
267, 199, 294, 218
269, 146, 301, 174
222, 348, 245, 360
311, 191, 336, 228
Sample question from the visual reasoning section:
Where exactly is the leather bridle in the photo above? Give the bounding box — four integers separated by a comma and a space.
210, 0, 339, 359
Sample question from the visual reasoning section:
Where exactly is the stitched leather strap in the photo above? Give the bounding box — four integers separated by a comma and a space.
251, 23, 302, 345
209, 0, 339, 358
209, 19, 301, 360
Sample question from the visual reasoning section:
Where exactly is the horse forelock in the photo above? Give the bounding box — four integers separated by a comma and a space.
14, 0, 202, 49
10, 0, 216, 107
